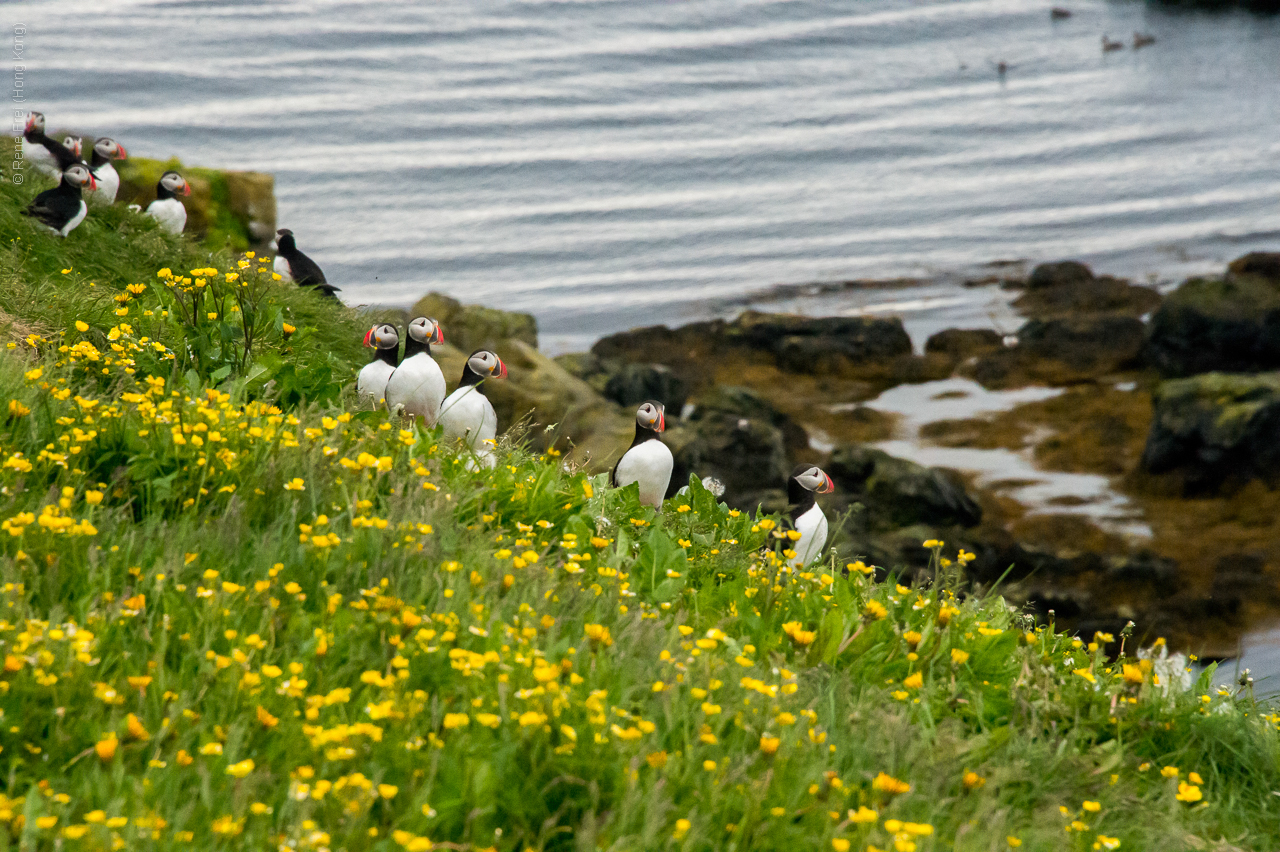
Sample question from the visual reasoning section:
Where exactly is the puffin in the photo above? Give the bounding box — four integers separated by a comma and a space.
274, 229, 340, 299
438, 349, 507, 467
611, 400, 672, 510
23, 113, 81, 179
23, 163, 96, 237
383, 317, 446, 423
785, 464, 834, 568
357, 324, 400, 405
86, 138, 128, 204
145, 171, 191, 234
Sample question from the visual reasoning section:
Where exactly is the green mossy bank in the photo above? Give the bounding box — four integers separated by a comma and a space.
0, 157, 1279, 852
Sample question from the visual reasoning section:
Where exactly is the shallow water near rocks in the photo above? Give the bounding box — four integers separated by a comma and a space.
1209, 624, 1280, 699
857, 378, 1152, 538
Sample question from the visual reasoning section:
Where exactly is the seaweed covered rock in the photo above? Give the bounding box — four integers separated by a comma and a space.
1140, 371, 1280, 493
1014, 260, 1160, 319
826, 444, 982, 529
674, 410, 792, 511
686, 386, 808, 454
969, 315, 1146, 387
602, 363, 688, 412
1145, 256, 1280, 377
924, 328, 1003, 360
115, 156, 276, 251
410, 292, 538, 354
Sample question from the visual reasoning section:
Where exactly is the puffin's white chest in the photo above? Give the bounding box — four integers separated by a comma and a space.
146, 198, 187, 234
357, 360, 397, 404
273, 254, 292, 282
383, 353, 446, 424
788, 503, 828, 568
439, 387, 496, 446
614, 439, 673, 510
88, 163, 120, 204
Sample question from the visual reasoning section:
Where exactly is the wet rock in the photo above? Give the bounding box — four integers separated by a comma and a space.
602, 363, 688, 412
1227, 251, 1280, 282
686, 386, 808, 454
826, 445, 982, 529
731, 311, 913, 375
970, 315, 1145, 387
410, 292, 538, 354
924, 328, 1003, 360
1014, 275, 1160, 319
674, 413, 791, 510
1026, 260, 1095, 290
1144, 266, 1280, 377
1140, 372, 1280, 493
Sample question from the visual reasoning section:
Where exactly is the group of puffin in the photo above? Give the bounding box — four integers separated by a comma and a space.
17, 110, 837, 567
19, 111, 190, 237
357, 318, 507, 468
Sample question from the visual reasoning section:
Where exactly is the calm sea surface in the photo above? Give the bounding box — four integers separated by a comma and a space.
8, 0, 1280, 352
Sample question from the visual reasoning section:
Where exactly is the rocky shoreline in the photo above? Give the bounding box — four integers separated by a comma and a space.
376, 253, 1280, 658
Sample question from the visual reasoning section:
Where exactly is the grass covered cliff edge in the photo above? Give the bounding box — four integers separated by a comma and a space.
0, 170, 1279, 852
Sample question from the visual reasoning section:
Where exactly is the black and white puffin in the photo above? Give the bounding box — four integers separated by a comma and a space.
145, 171, 190, 234
23, 113, 81, 179
86, 138, 128, 204
357, 324, 400, 404
23, 163, 96, 237
611, 401, 672, 509
786, 464, 834, 568
383, 317, 446, 423
273, 229, 340, 299
439, 349, 507, 467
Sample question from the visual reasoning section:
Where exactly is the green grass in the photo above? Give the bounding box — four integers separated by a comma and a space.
0, 158, 1278, 852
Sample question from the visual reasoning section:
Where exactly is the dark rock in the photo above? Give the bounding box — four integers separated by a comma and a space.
925, 328, 1003, 360
827, 445, 982, 529
1140, 372, 1280, 493
1227, 252, 1280, 283
410, 292, 538, 354
1106, 552, 1179, 588
686, 386, 807, 453
602, 363, 688, 412
729, 311, 913, 375
1026, 260, 1095, 290
1014, 276, 1161, 319
675, 414, 792, 510
1017, 315, 1146, 368
1144, 271, 1280, 377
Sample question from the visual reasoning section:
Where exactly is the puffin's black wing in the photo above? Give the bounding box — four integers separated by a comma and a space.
287, 249, 327, 288
23, 187, 76, 229
39, 136, 81, 171
311, 283, 342, 300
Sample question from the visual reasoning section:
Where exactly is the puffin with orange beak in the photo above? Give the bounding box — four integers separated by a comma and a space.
87, 138, 128, 205
23, 162, 96, 237
145, 170, 191, 234
357, 324, 401, 404
438, 349, 508, 467
786, 464, 834, 568
612, 400, 672, 509
383, 317, 447, 424
23, 112, 81, 179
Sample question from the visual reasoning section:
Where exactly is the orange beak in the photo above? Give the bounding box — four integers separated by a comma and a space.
181, 181, 192, 197
432, 325, 444, 345
86, 173, 98, 191
23, 115, 36, 134
817, 473, 834, 494
656, 410, 666, 433
362, 328, 375, 347
116, 144, 129, 159
496, 357, 507, 379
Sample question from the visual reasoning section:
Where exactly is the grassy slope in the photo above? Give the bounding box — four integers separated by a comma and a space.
0, 167, 1278, 852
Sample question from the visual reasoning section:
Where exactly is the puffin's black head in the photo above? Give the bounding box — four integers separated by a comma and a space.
23, 112, 44, 137
635, 400, 665, 434
362, 324, 399, 350
93, 138, 127, 161
62, 163, 97, 192
275, 228, 296, 253
461, 349, 507, 386
788, 464, 834, 503
157, 170, 191, 199
406, 317, 444, 346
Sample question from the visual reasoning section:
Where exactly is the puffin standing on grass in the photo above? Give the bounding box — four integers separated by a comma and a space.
23, 114, 82, 179
23, 163, 96, 237
786, 464, 834, 568
274, 229, 341, 299
383, 317, 446, 423
439, 349, 507, 467
86, 138, 128, 204
357, 324, 401, 405
612, 401, 672, 509
145, 170, 191, 234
